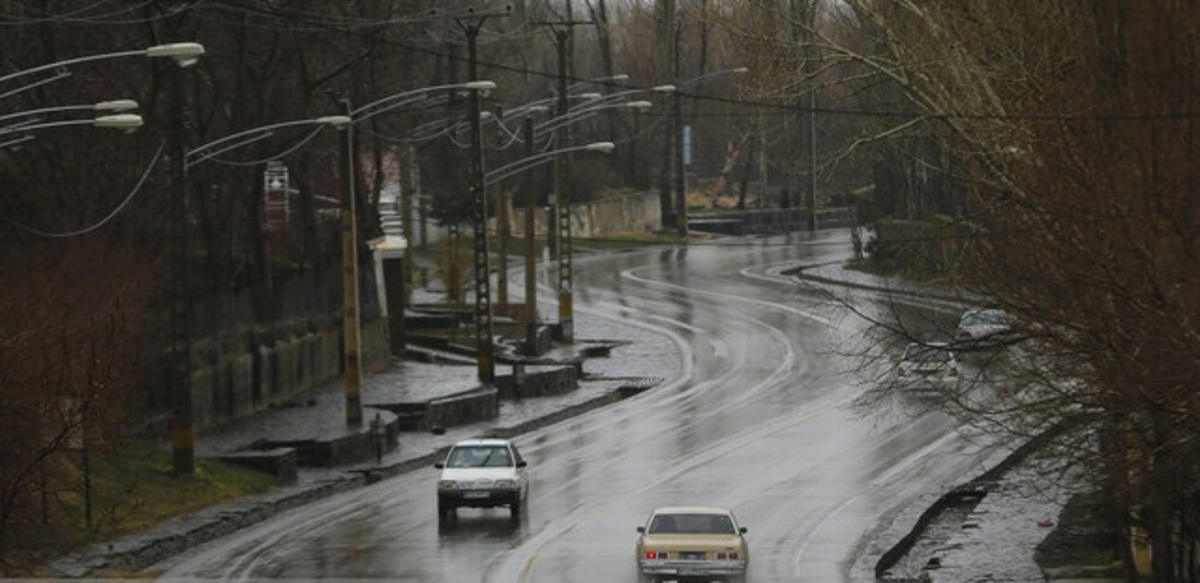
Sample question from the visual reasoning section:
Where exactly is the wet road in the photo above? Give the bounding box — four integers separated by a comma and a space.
152, 230, 1000, 582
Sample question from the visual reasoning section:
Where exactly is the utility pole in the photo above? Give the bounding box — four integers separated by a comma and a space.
673, 19, 689, 239
522, 117, 540, 354
534, 18, 591, 344
808, 87, 817, 230
168, 55, 195, 479
340, 97, 364, 426
553, 28, 575, 342
459, 10, 507, 383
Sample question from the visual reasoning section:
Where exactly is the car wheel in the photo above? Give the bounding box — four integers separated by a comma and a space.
510, 496, 522, 517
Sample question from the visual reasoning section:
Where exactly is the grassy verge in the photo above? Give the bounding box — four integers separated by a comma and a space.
14, 439, 278, 575
63, 440, 279, 538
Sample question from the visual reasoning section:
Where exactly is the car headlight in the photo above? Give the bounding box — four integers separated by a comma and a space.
438, 480, 458, 490
493, 479, 517, 489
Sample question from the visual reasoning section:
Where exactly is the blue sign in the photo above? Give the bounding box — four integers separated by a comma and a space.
683, 125, 692, 167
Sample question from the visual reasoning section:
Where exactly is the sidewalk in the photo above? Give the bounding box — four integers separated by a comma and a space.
49, 257, 1082, 581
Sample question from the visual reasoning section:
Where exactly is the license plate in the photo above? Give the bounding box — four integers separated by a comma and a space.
681, 552, 705, 560
462, 491, 489, 499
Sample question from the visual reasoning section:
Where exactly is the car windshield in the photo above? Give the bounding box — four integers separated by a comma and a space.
649, 513, 735, 534
903, 344, 951, 363
447, 445, 512, 468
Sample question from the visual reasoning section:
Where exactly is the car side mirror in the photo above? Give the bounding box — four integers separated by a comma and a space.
636, 526, 645, 533
740, 527, 748, 534
516, 460, 528, 468
434, 462, 445, 469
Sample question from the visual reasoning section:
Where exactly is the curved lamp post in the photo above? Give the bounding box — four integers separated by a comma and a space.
172, 114, 360, 477
0, 112, 143, 136
532, 96, 657, 342
0, 113, 144, 149
534, 99, 655, 138
484, 141, 614, 187
186, 115, 351, 169
1, 43, 204, 100
184, 114, 353, 425
484, 140, 615, 354
0, 99, 138, 125
334, 81, 501, 412
351, 80, 497, 123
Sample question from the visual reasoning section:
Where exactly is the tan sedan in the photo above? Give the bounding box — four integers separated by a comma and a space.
635, 506, 749, 583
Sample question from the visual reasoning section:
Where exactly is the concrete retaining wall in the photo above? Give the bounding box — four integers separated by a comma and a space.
498, 365, 578, 399
187, 318, 391, 432
424, 387, 500, 431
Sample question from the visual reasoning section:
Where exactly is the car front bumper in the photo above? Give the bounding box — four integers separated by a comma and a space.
439, 489, 519, 508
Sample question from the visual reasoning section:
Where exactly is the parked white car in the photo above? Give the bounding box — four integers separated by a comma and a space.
435, 438, 529, 520
954, 308, 1015, 349
893, 341, 960, 391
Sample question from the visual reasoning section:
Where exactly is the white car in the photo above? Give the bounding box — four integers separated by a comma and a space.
893, 342, 960, 390
955, 308, 1014, 349
635, 506, 749, 583
435, 438, 529, 520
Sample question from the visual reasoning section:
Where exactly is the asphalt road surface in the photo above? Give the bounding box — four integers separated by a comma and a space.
151, 230, 1003, 582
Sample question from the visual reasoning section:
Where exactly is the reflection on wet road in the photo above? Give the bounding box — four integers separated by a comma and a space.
152, 230, 1001, 582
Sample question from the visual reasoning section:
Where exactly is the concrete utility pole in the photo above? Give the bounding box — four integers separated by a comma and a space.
522, 117, 540, 354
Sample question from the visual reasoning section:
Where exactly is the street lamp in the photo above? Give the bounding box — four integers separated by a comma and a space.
185, 115, 351, 168
351, 80, 497, 122
484, 141, 615, 187
0, 99, 139, 126
568, 73, 629, 94
484, 140, 615, 354
331, 81, 504, 390
534, 99, 654, 137
0, 113, 143, 138
1, 43, 205, 100
530, 95, 657, 342
0, 113, 144, 150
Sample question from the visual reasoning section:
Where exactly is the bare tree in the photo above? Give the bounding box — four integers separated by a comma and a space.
765, 2, 1200, 579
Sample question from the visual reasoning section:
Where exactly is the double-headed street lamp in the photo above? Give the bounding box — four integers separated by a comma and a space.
538, 91, 661, 342
173, 97, 350, 477
485, 140, 615, 355
335, 80, 499, 417
1, 42, 204, 478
